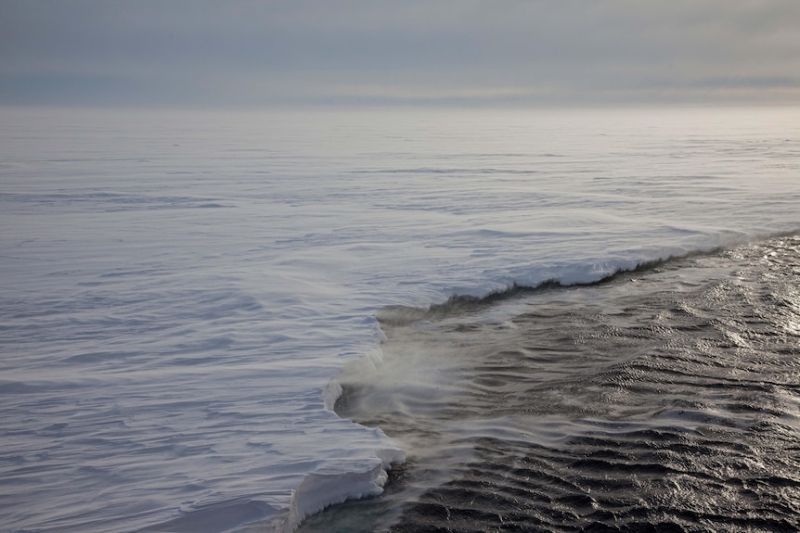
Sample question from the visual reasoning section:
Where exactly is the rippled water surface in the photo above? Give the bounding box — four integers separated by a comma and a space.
321, 236, 800, 532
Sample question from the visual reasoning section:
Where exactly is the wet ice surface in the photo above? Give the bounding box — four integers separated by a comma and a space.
1, 107, 799, 532
325, 236, 800, 532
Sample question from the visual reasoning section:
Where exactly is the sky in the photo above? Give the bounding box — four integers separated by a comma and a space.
1, 0, 799, 107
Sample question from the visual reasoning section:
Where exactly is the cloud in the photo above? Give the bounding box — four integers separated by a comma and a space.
1, 0, 799, 106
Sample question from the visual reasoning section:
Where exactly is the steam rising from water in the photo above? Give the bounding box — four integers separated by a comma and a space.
307, 236, 800, 532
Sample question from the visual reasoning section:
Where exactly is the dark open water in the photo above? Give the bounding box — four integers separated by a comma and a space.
302, 235, 800, 533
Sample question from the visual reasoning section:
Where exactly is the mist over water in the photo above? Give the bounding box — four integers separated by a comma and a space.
319, 236, 800, 532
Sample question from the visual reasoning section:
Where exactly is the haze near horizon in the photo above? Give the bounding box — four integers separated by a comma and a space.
2, 1, 799, 108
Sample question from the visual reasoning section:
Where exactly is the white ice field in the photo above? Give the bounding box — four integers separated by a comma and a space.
1, 106, 798, 532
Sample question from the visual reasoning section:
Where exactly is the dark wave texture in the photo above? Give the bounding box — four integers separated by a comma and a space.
307, 236, 800, 533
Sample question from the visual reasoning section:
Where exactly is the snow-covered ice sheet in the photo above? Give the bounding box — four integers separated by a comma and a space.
0, 106, 798, 531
